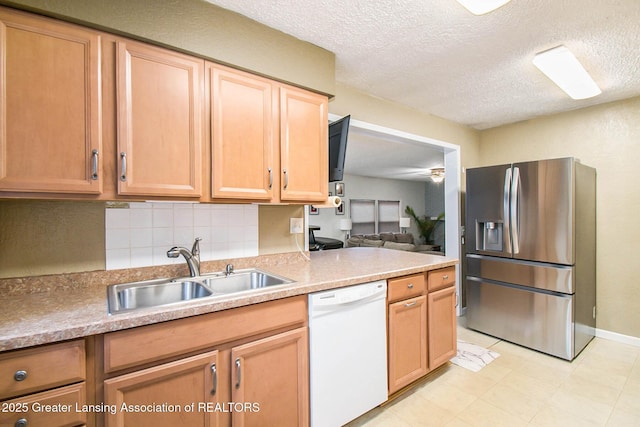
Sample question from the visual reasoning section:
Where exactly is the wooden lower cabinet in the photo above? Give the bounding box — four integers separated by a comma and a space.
104, 351, 219, 427
428, 285, 457, 369
99, 296, 309, 427
231, 327, 308, 427
387, 295, 428, 394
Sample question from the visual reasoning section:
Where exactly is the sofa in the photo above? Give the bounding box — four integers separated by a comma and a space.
346, 232, 443, 255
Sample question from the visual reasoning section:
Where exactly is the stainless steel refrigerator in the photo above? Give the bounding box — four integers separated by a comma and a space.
465, 157, 596, 360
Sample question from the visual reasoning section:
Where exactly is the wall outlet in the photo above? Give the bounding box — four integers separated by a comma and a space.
290, 218, 304, 234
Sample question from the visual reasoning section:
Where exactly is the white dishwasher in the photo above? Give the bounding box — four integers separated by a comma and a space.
308, 280, 388, 427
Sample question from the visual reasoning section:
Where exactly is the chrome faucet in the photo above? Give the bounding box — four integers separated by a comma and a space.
167, 237, 202, 277
224, 263, 234, 276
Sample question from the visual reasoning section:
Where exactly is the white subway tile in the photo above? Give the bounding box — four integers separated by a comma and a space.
131, 247, 153, 268
105, 208, 130, 229
130, 228, 153, 248
106, 228, 130, 250
106, 248, 130, 270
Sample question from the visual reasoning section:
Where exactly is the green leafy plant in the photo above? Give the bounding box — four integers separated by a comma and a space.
404, 206, 444, 245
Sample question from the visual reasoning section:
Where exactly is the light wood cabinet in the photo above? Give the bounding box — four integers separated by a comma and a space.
387, 295, 427, 394
387, 267, 457, 395
231, 327, 308, 427
279, 85, 328, 203
100, 296, 308, 427
209, 64, 277, 200
427, 267, 457, 369
0, 339, 86, 427
104, 351, 219, 427
0, 7, 102, 194
116, 40, 203, 198
209, 64, 328, 203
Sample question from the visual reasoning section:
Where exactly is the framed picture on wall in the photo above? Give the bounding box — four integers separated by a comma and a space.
335, 182, 345, 197
335, 203, 344, 215
310, 205, 319, 215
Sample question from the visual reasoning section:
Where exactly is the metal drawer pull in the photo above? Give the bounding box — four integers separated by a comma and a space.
14, 370, 27, 382
442, 275, 449, 280
210, 363, 217, 395
120, 152, 127, 182
283, 169, 288, 189
405, 301, 417, 307
15, 418, 27, 427
235, 358, 241, 389
407, 283, 414, 289
91, 149, 99, 180
268, 168, 273, 189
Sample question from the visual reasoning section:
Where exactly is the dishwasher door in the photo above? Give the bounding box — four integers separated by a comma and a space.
308, 280, 388, 427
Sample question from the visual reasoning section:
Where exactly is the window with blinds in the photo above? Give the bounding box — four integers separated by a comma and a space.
378, 200, 400, 233
350, 199, 376, 235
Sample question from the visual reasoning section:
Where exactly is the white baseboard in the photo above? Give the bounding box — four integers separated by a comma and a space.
595, 328, 640, 347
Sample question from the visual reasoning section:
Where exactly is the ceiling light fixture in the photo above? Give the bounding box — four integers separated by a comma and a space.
455, 0, 511, 15
532, 45, 602, 100
429, 168, 445, 184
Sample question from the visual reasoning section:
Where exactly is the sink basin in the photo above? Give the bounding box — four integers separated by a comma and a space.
200, 269, 292, 294
107, 278, 212, 314
107, 269, 292, 314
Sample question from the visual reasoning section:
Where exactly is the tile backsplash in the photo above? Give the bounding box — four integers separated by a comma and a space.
105, 202, 259, 270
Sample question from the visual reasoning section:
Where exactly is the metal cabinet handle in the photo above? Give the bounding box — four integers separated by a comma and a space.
283, 169, 288, 190
210, 363, 217, 395
407, 283, 414, 289
15, 418, 27, 427
405, 301, 417, 307
14, 370, 27, 382
91, 149, 99, 180
442, 275, 449, 280
268, 168, 273, 189
235, 358, 241, 389
120, 152, 127, 182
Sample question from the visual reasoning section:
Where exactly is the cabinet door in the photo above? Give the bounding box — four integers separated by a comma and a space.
231, 327, 308, 427
0, 8, 102, 194
428, 286, 457, 369
104, 350, 219, 427
388, 295, 428, 394
209, 64, 276, 200
279, 86, 328, 203
117, 40, 203, 197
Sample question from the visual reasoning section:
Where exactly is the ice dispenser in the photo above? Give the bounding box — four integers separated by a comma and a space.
476, 220, 503, 251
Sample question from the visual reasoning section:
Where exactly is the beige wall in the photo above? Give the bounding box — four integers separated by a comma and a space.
0, 200, 105, 277
329, 83, 482, 171
479, 96, 640, 338
0, 0, 335, 95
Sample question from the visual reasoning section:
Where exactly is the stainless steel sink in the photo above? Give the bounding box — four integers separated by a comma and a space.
107, 278, 212, 314
200, 269, 292, 294
107, 269, 292, 314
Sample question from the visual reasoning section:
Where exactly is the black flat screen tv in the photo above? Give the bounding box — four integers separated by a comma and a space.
328, 115, 350, 182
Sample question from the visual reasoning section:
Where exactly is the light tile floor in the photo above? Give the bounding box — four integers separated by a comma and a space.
346, 319, 640, 426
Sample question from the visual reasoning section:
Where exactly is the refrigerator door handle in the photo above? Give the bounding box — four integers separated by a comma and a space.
503, 168, 512, 254
511, 166, 521, 254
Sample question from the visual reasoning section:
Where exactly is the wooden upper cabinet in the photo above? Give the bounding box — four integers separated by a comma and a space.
116, 40, 203, 197
209, 64, 276, 200
0, 7, 102, 194
279, 85, 328, 203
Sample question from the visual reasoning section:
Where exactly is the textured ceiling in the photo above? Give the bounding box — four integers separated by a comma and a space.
205, 0, 640, 180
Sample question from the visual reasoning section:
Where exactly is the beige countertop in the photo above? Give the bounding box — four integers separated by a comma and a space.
0, 248, 457, 352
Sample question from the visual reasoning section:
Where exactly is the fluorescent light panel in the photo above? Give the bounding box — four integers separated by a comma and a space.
533, 45, 601, 100
456, 0, 511, 15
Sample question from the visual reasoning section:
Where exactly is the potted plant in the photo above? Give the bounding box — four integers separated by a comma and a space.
404, 206, 444, 245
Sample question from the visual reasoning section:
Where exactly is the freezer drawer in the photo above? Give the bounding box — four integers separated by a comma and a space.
466, 254, 574, 294
466, 278, 574, 360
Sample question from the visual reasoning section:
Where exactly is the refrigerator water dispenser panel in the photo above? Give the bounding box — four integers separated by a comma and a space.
476, 220, 503, 252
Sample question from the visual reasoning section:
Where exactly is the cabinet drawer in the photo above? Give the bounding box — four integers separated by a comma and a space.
0, 382, 86, 427
104, 295, 307, 373
0, 340, 85, 400
388, 273, 426, 303
427, 267, 456, 292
